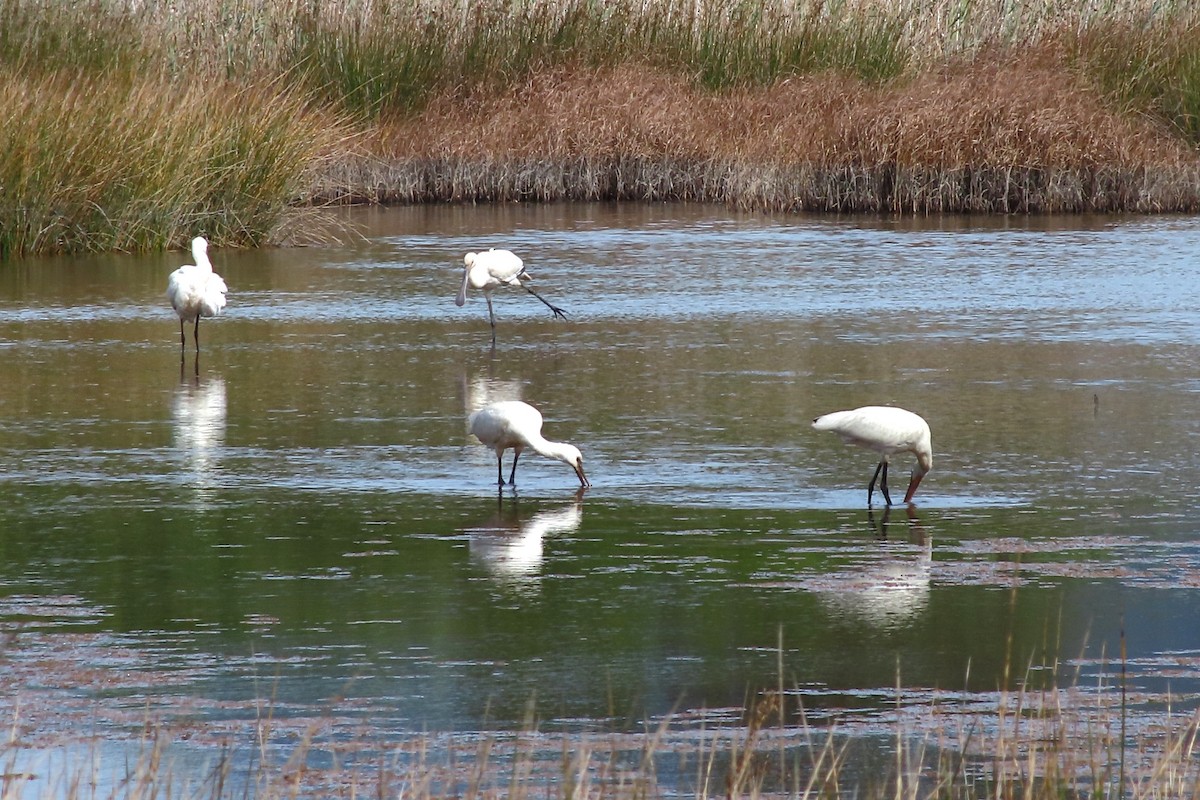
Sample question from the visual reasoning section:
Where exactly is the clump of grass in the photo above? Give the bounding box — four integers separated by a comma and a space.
0, 69, 348, 257
1070, 15, 1200, 145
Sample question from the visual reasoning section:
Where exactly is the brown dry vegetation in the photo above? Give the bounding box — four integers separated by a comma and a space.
323, 57, 1200, 214
4, 0, 1200, 255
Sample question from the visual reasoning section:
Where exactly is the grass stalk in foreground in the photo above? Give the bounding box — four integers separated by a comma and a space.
4, 661, 1200, 800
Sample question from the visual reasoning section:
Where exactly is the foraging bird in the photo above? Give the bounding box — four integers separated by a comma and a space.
167, 236, 227, 352
812, 406, 932, 506
455, 249, 567, 342
469, 400, 589, 488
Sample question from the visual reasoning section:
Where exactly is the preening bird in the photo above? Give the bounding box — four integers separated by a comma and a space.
469, 400, 589, 488
455, 249, 567, 342
167, 236, 227, 352
812, 406, 932, 506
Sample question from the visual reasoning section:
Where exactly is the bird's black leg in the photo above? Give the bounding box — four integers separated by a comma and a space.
193, 316, 201, 352
179, 319, 186, 350
868, 461, 885, 506
880, 462, 894, 506
495, 455, 505, 486
486, 295, 497, 343
523, 286, 568, 320
508, 449, 522, 485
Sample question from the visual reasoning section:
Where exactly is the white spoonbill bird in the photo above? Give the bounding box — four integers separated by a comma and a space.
167, 236, 227, 352
812, 406, 932, 506
469, 400, 589, 488
455, 249, 567, 342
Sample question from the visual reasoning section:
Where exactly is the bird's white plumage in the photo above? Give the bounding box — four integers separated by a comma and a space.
468, 400, 589, 487
167, 236, 227, 349
813, 406, 930, 459
456, 249, 528, 304
813, 406, 932, 504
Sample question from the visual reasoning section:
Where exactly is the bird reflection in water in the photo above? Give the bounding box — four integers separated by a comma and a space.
171, 369, 227, 508
467, 490, 585, 595
461, 371, 524, 422
814, 506, 932, 631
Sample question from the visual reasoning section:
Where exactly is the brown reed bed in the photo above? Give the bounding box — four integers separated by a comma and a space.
2, 0, 1200, 246
322, 58, 1200, 214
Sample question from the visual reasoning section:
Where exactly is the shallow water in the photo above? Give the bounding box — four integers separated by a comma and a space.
1, 203, 1199, 789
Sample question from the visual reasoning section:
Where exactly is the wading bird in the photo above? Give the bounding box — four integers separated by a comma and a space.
167, 236, 227, 353
812, 406, 932, 506
454, 249, 567, 343
469, 400, 589, 488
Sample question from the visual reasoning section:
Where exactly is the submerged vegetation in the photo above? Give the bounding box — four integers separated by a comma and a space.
1, 0, 1199, 253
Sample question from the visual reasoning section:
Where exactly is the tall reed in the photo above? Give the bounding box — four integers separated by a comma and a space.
325, 61, 1200, 213
1070, 16, 1200, 145
0, 69, 346, 257
15, 0, 1199, 126
0, 0, 149, 77
281, 0, 916, 118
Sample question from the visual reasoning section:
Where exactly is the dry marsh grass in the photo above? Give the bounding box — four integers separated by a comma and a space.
2, 0, 1200, 253
328, 60, 1200, 213
0, 69, 349, 257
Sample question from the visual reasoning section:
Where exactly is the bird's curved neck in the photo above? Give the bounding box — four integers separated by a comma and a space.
192, 245, 213, 272
527, 435, 568, 461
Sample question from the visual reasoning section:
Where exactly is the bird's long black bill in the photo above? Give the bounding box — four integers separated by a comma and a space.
455, 268, 470, 307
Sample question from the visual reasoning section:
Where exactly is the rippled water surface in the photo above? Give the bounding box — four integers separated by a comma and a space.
2, 204, 1200, 789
